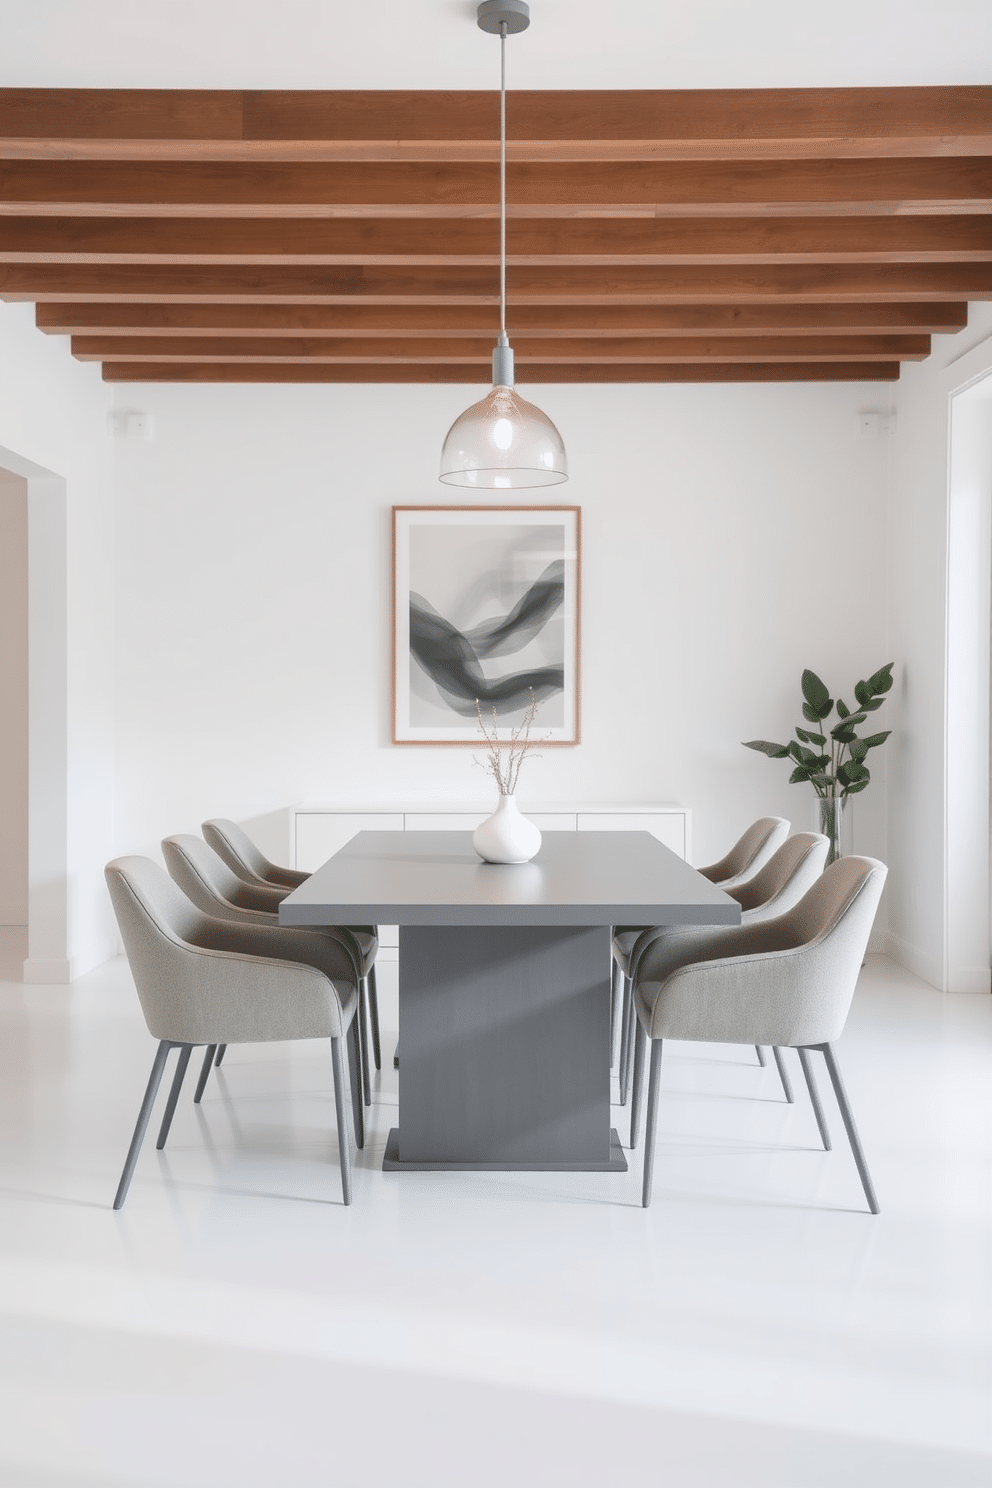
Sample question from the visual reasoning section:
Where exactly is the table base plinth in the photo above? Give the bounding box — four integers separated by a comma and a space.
398, 923, 614, 1168
382, 1127, 628, 1173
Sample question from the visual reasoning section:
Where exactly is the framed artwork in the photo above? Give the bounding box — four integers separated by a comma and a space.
392, 505, 581, 745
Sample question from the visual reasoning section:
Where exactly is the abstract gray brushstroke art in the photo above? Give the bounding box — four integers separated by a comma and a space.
393, 507, 580, 744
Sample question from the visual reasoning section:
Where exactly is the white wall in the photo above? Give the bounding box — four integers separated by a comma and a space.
0, 471, 28, 925
0, 302, 117, 978
888, 303, 992, 989
111, 377, 892, 885
6, 285, 987, 983
4, 0, 988, 89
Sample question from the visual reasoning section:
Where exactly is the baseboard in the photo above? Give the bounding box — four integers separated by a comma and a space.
22, 957, 72, 985
880, 930, 944, 991
23, 938, 117, 985
946, 962, 992, 996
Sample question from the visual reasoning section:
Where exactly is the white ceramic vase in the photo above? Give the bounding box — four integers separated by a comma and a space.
472, 795, 542, 864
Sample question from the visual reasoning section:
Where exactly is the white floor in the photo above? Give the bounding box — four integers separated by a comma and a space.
0, 930, 990, 1488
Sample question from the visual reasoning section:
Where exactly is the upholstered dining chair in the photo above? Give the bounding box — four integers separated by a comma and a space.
696, 815, 791, 888
203, 817, 383, 1077
202, 816, 308, 892
614, 832, 830, 1105
628, 855, 887, 1211
105, 856, 364, 1208
610, 816, 789, 1073
161, 833, 378, 1105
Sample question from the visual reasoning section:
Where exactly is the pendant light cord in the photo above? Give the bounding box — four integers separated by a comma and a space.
500, 22, 507, 338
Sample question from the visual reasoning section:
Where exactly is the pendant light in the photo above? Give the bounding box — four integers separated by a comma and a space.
439, 0, 567, 489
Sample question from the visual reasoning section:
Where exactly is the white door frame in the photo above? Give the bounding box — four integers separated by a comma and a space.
942, 342, 992, 994
0, 444, 70, 982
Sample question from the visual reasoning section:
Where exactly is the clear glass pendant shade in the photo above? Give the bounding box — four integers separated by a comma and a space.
439, 384, 568, 489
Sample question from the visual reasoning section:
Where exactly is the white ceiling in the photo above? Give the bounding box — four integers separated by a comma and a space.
6, 0, 991, 91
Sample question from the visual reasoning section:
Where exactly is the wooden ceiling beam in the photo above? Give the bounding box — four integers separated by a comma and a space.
2, 158, 990, 216
71, 333, 928, 363
4, 213, 990, 262
2, 88, 985, 386
36, 300, 969, 336
1, 88, 989, 161
7, 263, 992, 302
100, 359, 901, 383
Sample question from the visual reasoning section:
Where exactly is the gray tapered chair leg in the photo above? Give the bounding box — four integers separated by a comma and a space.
194, 1044, 218, 1105
366, 965, 382, 1071
755, 1044, 767, 1067
622, 979, 639, 1105
819, 1042, 879, 1214
355, 987, 371, 1107
771, 1044, 794, 1103
797, 1046, 831, 1150
609, 957, 621, 1067
641, 1039, 665, 1208
330, 1036, 353, 1206
156, 1044, 193, 1148
346, 1018, 364, 1151
113, 1040, 174, 1210
617, 974, 632, 1101
214, 1044, 226, 1067
629, 1017, 648, 1150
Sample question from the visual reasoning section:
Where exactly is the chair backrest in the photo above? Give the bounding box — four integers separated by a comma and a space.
202, 818, 307, 891
772, 854, 887, 1043
732, 832, 829, 920
106, 855, 351, 1046
163, 834, 285, 920
697, 816, 790, 886
202, 817, 272, 884
105, 855, 211, 1039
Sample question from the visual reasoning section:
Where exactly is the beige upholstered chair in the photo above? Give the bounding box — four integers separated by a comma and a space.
105, 856, 364, 1208
202, 818, 383, 1076
615, 831, 826, 1104
628, 855, 887, 1211
696, 815, 791, 888
162, 833, 378, 1105
611, 816, 788, 1070
202, 817, 308, 892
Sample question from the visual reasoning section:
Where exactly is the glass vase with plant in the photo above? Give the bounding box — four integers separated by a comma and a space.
743, 663, 893, 863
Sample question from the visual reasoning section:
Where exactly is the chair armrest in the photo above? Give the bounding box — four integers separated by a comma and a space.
230, 878, 293, 913
267, 865, 310, 891
136, 933, 357, 1045
636, 926, 856, 1049
188, 915, 360, 985
634, 919, 800, 987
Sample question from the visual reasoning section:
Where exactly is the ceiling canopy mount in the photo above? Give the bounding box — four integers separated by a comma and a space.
477, 0, 531, 36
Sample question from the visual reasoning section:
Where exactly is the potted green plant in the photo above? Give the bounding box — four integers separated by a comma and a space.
743, 663, 893, 863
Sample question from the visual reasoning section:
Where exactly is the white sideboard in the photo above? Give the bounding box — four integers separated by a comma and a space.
291, 804, 691, 959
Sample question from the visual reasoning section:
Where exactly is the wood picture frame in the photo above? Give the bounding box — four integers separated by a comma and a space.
392, 505, 581, 745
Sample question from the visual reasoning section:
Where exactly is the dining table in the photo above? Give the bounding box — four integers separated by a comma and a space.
279, 829, 741, 1174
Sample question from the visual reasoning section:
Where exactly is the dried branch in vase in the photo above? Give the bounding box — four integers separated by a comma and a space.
474, 691, 544, 795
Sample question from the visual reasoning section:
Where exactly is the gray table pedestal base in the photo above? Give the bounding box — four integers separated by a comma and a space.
391, 923, 620, 1171
383, 1126, 627, 1172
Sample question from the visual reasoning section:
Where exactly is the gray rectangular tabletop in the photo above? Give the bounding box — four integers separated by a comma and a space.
279, 830, 741, 928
